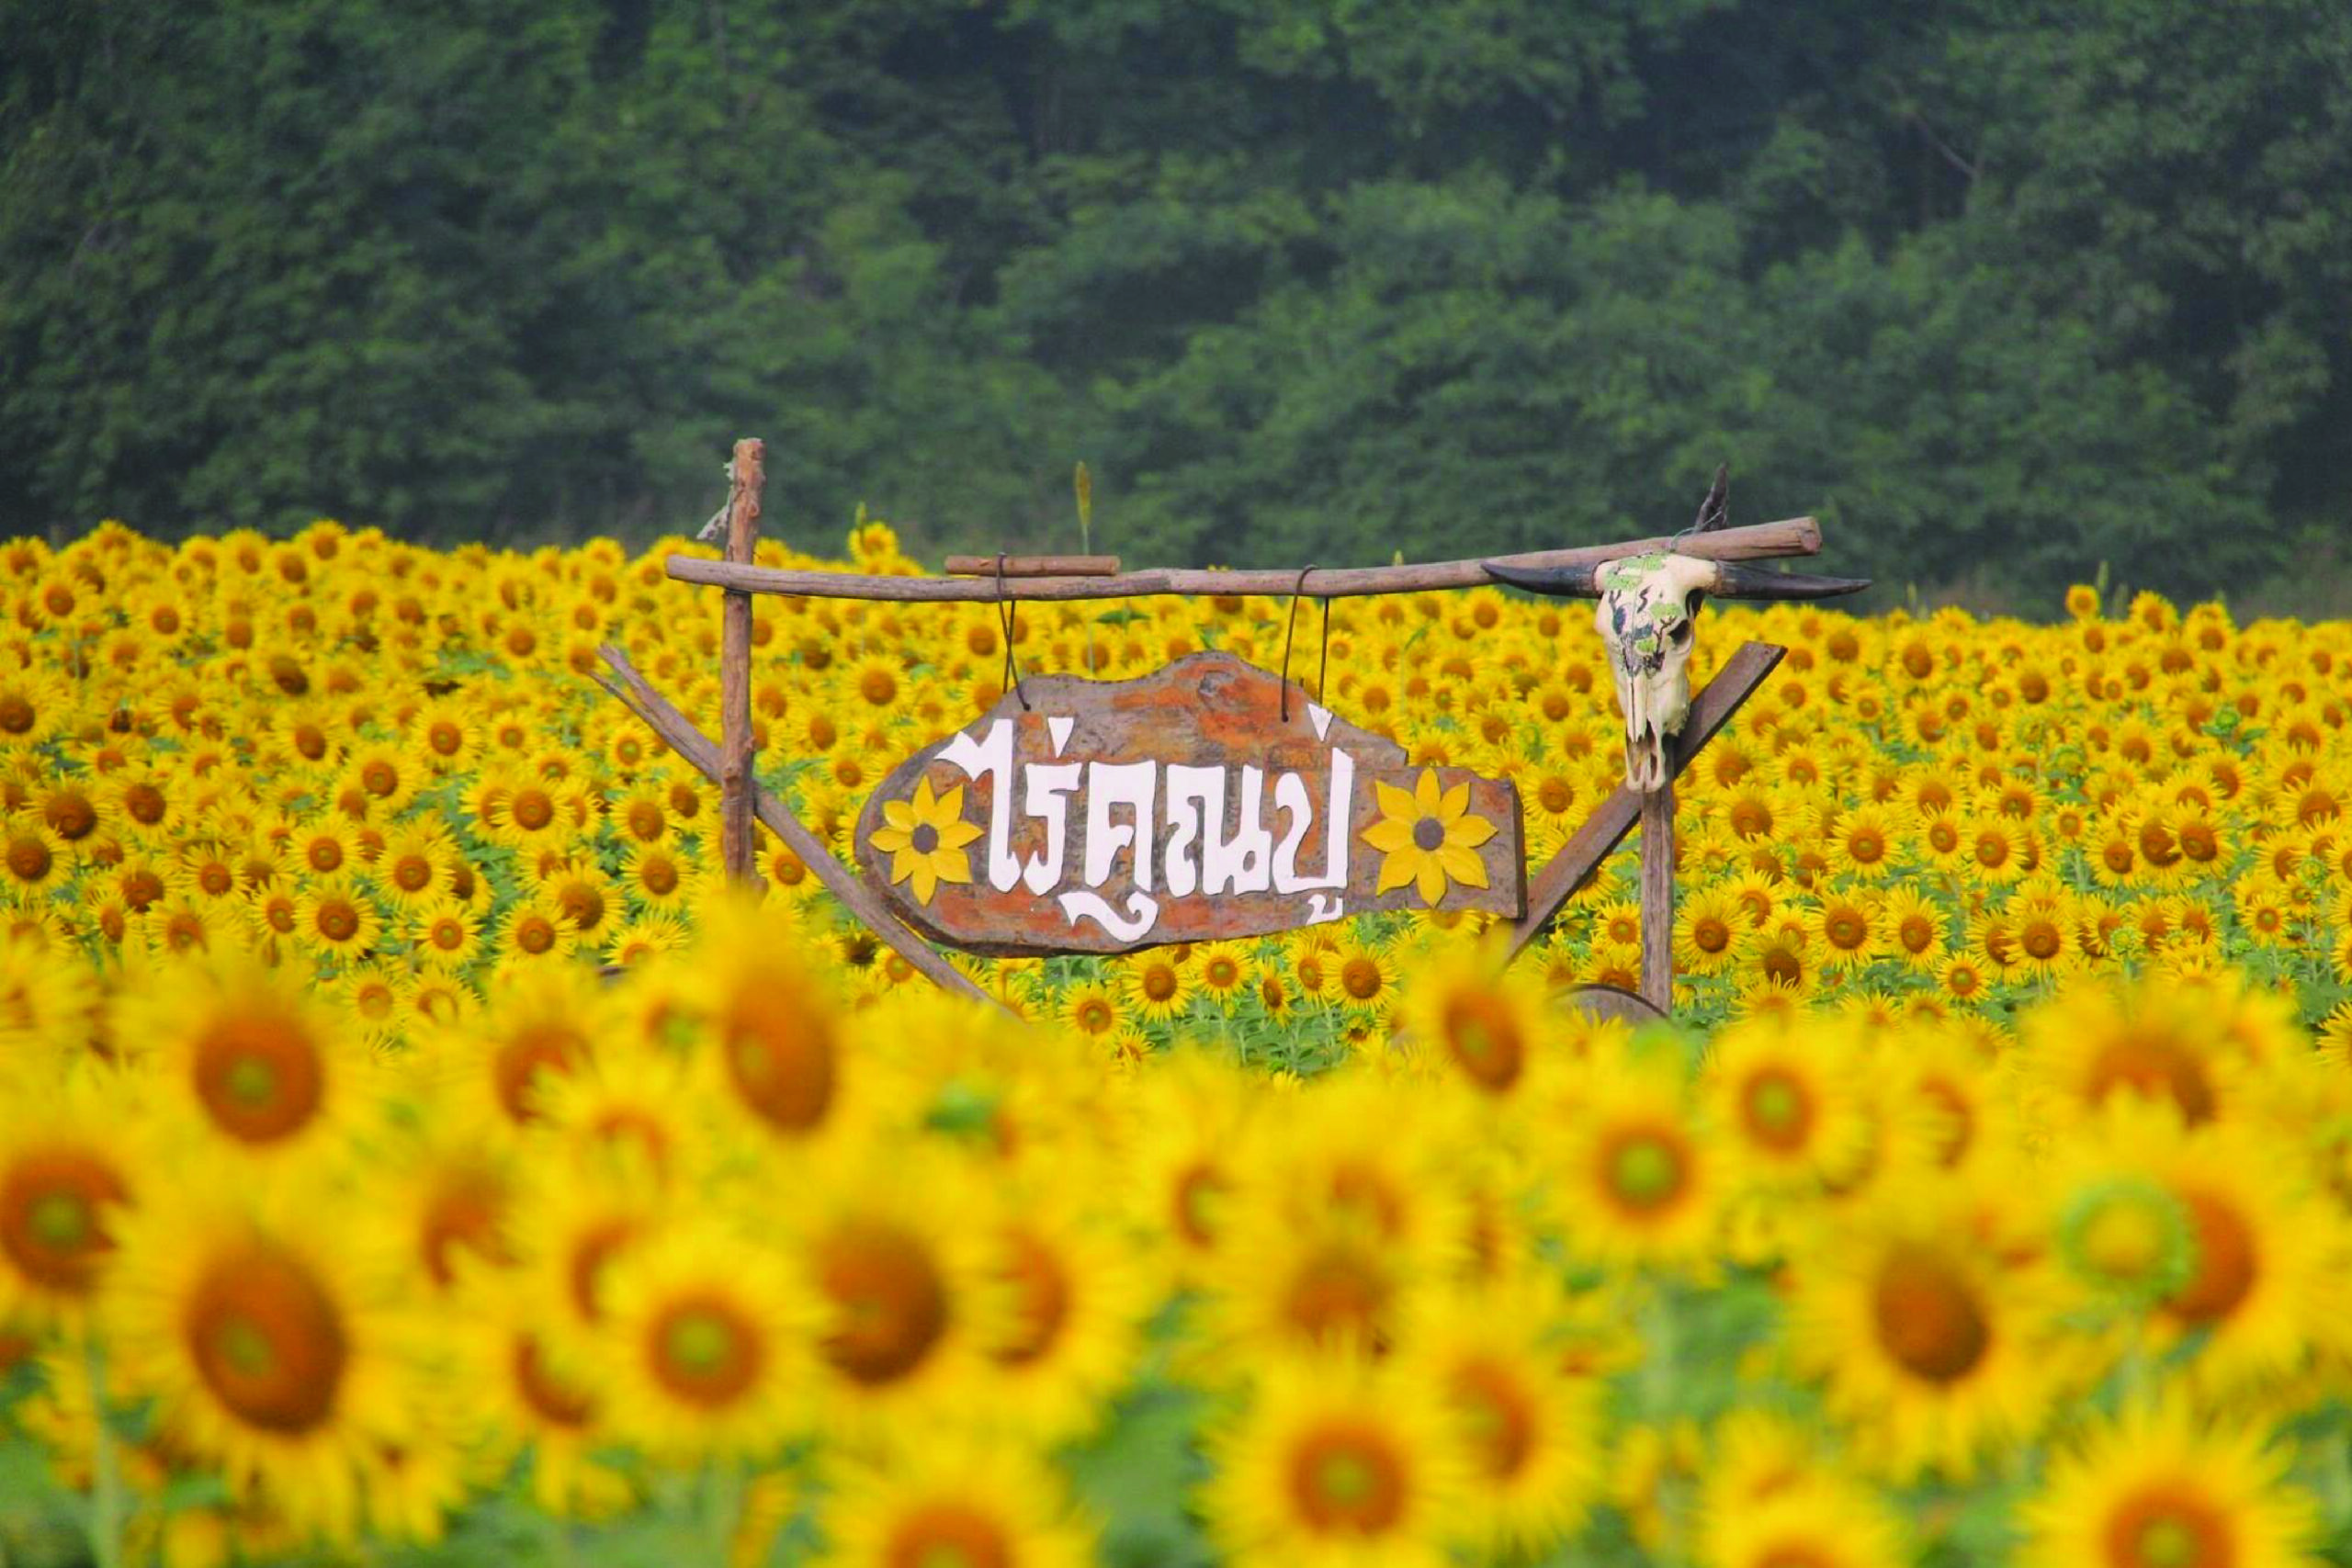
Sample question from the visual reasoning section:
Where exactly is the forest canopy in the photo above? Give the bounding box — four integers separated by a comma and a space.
4, 0, 2346, 602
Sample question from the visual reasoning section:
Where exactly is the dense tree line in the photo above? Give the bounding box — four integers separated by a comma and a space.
4, 1, 2346, 600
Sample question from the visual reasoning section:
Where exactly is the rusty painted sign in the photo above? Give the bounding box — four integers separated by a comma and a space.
854, 652, 1524, 955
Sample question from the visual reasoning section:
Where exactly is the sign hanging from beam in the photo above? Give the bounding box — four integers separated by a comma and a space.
854, 653, 1524, 956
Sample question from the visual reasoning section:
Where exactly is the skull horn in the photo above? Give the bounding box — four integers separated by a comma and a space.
1691, 464, 1730, 533
1709, 562, 1871, 600
1481, 561, 1600, 598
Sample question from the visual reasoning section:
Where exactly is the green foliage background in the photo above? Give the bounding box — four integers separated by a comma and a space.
4, 0, 2347, 602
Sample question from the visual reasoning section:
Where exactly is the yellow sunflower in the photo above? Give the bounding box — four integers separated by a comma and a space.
1363, 770, 1496, 906
106, 1179, 427, 1542
812, 1431, 1095, 1568
601, 1219, 813, 1462
1782, 1170, 2066, 1479
867, 776, 981, 906
2019, 1396, 2320, 1568
1200, 1353, 1468, 1568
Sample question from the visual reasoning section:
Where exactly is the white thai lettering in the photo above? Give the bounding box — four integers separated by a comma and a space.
1163, 764, 1225, 897
1272, 747, 1353, 894
1082, 761, 1157, 890
1020, 762, 1083, 895
941, 720, 1020, 892
1203, 765, 1273, 894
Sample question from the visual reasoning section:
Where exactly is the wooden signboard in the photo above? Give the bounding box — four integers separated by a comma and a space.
854, 652, 1524, 955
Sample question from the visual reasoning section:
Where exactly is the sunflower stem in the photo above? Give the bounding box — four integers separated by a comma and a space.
83, 1337, 125, 1568
707, 1458, 745, 1567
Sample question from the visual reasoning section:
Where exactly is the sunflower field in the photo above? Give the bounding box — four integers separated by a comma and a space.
4, 518, 2352, 1568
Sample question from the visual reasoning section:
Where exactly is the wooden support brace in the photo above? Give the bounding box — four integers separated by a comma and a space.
593, 644, 1012, 1015
1639, 785, 1675, 1011
1505, 641, 1786, 963
719, 438, 763, 887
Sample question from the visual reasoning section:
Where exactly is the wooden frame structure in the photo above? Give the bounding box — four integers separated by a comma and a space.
594, 437, 1802, 1018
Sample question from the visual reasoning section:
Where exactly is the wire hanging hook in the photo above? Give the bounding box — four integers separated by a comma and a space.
996, 553, 1031, 711
1280, 564, 1317, 722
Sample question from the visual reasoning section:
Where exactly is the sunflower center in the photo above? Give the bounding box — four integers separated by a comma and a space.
193, 1010, 324, 1144
317, 901, 358, 942
1694, 917, 1730, 953
492, 1023, 586, 1124
1440, 992, 1524, 1091
513, 1335, 596, 1428
994, 1231, 1069, 1367
1412, 817, 1446, 852
185, 1247, 346, 1434
1827, 913, 1865, 949
650, 1297, 762, 1407
1603, 1131, 1686, 1213
2109, 1490, 2229, 1568
6, 840, 51, 882
1283, 1241, 1392, 1346
393, 857, 432, 891
2165, 1191, 2256, 1325
1173, 1164, 1226, 1247
1291, 1426, 1405, 1533
517, 917, 555, 954
1451, 1360, 1535, 1479
886, 1505, 1011, 1568
1871, 1244, 1989, 1383
723, 989, 837, 1134
0, 696, 31, 733
910, 824, 940, 854
2086, 1035, 2215, 1125
0, 1151, 127, 1292
1143, 966, 1177, 1002
1849, 830, 1884, 863
1743, 1072, 1812, 1148
819, 1224, 950, 1386
1340, 957, 1383, 1001
513, 790, 554, 830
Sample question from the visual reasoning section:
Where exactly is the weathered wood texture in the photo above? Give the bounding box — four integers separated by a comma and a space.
1505, 641, 1785, 961
669, 516, 1821, 604
944, 554, 1120, 578
1639, 784, 1675, 1010
593, 643, 1008, 1012
718, 438, 763, 886
855, 652, 1524, 956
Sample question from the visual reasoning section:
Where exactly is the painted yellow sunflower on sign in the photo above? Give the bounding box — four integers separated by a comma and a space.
1363, 770, 1495, 906
867, 777, 982, 905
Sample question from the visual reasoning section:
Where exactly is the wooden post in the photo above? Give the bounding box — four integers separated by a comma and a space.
1639, 785, 1674, 1012
719, 438, 763, 886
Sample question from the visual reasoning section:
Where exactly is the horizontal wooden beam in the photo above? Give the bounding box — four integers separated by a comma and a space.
592, 643, 1012, 1014
668, 516, 1821, 604
944, 553, 1120, 578
1505, 641, 1785, 963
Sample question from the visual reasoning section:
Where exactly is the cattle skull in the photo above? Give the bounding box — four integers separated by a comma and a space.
1480, 468, 1871, 793
1590, 550, 1717, 791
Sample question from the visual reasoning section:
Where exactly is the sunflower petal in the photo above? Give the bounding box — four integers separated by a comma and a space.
1363, 818, 1419, 853
1446, 814, 1498, 850
1415, 858, 1447, 905
1438, 843, 1490, 888
1375, 848, 1421, 895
